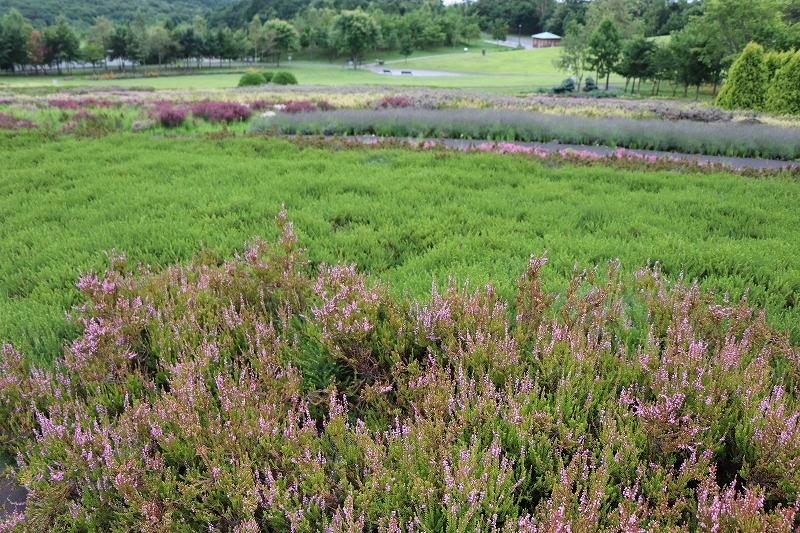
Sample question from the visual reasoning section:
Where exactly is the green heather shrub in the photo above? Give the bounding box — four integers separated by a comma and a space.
261, 70, 275, 83
716, 42, 768, 111
237, 72, 267, 87
765, 50, 800, 115
272, 71, 298, 85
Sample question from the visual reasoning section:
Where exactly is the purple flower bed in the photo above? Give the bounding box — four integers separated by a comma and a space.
48, 99, 81, 110
149, 101, 188, 128
282, 99, 319, 114
250, 99, 275, 111
0, 214, 798, 531
374, 95, 411, 109
72, 110, 97, 121
0, 112, 37, 129
191, 100, 252, 123
315, 99, 336, 111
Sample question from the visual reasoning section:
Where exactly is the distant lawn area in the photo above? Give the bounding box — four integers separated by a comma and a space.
2, 132, 800, 365
0, 47, 614, 91
0, 66, 563, 90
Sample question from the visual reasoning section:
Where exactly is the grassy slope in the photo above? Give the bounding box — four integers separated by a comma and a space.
1, 133, 799, 363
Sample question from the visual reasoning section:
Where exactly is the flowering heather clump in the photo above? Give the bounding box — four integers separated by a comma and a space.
0, 113, 37, 129
9, 104, 37, 111
374, 95, 411, 109
282, 99, 319, 113
1, 213, 799, 532
149, 101, 188, 128
47, 99, 80, 109
250, 99, 275, 110
315, 99, 336, 111
191, 100, 252, 123
130, 119, 156, 132
71, 110, 97, 121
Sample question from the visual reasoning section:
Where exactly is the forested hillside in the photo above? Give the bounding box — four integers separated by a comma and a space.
0, 0, 232, 27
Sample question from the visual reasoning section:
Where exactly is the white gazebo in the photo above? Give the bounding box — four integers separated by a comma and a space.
531, 32, 561, 48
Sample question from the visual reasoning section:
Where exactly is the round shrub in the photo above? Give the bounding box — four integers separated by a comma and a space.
716, 42, 768, 111
272, 71, 298, 85
238, 72, 267, 87
260, 71, 274, 83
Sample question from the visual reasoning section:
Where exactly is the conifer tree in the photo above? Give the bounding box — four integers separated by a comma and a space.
715, 41, 768, 110
765, 50, 800, 115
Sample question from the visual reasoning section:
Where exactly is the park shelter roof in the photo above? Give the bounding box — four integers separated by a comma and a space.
532, 32, 560, 39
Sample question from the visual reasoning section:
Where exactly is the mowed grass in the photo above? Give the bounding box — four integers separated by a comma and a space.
0, 47, 585, 90
2, 132, 800, 363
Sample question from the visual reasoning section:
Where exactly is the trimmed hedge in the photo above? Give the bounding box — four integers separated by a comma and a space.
272, 71, 298, 85
765, 50, 800, 115
237, 72, 267, 87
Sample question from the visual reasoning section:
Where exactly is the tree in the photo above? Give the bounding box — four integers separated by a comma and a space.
148, 25, 174, 67
0, 9, 30, 72
701, 0, 786, 62
463, 22, 481, 44
26, 29, 48, 73
765, 50, 800, 114
109, 25, 128, 70
615, 37, 655, 93
491, 19, 508, 42
554, 19, 590, 87
263, 19, 299, 66
587, 17, 621, 89
650, 43, 677, 95
127, 10, 149, 69
399, 33, 414, 62
45, 15, 80, 74
331, 10, 380, 69
81, 42, 104, 74
716, 42, 768, 110
88, 16, 113, 71
584, 0, 642, 40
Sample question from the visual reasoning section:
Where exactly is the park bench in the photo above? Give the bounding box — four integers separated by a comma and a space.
401, 71, 412, 75
383, 69, 392, 74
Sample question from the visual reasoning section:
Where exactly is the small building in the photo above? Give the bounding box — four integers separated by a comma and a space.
531, 32, 561, 48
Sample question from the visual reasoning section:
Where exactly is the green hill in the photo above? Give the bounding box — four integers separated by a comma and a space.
0, 0, 234, 27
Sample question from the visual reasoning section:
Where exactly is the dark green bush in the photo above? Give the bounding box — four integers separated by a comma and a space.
260, 71, 275, 83
272, 71, 298, 85
237, 72, 267, 88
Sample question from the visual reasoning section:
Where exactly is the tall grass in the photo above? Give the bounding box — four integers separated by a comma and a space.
254, 108, 800, 160
2, 131, 800, 365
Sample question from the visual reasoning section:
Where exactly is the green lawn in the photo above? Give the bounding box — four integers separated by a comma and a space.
0, 66, 562, 90
2, 132, 800, 364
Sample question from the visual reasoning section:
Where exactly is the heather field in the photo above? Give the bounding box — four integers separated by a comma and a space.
1, 87, 800, 531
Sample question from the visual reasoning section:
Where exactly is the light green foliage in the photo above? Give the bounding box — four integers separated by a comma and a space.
237, 71, 266, 86
263, 18, 299, 67
331, 9, 380, 68
272, 70, 297, 84
765, 50, 800, 114
764, 49, 795, 81
588, 17, 622, 89
716, 42, 768, 110
2, 134, 800, 364
490, 19, 508, 42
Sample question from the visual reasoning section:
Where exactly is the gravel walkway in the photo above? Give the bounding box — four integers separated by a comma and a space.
0, 475, 26, 519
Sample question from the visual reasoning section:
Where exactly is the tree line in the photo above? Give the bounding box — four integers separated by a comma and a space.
554, 0, 800, 101
0, 0, 705, 75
